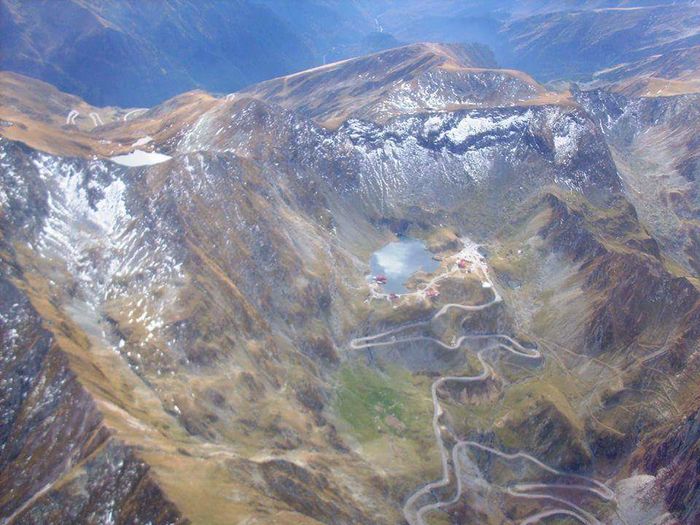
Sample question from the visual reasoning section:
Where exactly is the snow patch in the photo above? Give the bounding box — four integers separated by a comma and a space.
132, 136, 153, 148
93, 179, 127, 235
444, 112, 528, 144
110, 150, 171, 167
613, 474, 673, 525
33, 153, 184, 373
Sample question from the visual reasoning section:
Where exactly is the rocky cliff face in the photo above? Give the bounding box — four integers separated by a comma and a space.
0, 214, 186, 524
1, 42, 699, 524
576, 87, 700, 273
632, 399, 700, 524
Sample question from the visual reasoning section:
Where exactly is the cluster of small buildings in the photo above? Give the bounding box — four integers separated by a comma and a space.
374, 274, 400, 301
370, 252, 479, 305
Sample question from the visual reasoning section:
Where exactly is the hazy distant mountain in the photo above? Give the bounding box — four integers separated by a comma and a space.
0, 0, 381, 107
2, 0, 697, 108
502, 3, 700, 82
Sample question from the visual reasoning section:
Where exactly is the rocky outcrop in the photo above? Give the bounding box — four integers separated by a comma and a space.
0, 267, 184, 525
632, 399, 700, 524
259, 459, 377, 525
575, 88, 700, 274
536, 192, 700, 358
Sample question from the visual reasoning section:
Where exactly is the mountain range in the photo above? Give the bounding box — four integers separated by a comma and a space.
2, 0, 700, 106
1, 3, 699, 525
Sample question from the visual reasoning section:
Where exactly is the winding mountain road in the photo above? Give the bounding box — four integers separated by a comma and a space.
65, 110, 79, 126
89, 112, 104, 127
122, 108, 148, 121
349, 239, 616, 525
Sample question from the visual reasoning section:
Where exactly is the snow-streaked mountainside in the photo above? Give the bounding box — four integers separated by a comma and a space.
1, 41, 699, 525
175, 81, 616, 229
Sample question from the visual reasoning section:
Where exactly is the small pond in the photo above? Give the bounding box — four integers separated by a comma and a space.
369, 237, 440, 294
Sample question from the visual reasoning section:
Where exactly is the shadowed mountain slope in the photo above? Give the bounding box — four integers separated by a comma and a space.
3, 0, 698, 108
502, 3, 700, 86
